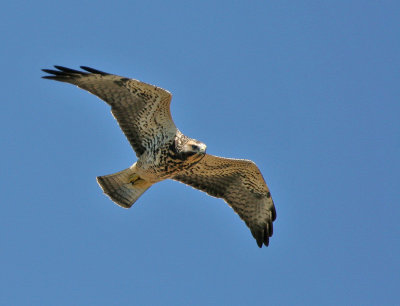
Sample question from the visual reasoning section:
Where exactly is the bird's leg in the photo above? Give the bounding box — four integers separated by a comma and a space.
129, 173, 146, 185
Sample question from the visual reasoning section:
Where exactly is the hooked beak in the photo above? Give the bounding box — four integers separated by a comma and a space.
199, 143, 207, 154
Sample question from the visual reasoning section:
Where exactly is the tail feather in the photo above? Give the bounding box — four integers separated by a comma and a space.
96, 166, 152, 208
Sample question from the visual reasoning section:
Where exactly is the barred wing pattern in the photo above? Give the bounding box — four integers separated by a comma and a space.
43, 66, 277, 247
173, 155, 276, 247
42, 66, 176, 156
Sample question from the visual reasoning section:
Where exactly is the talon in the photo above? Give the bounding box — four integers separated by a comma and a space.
129, 174, 144, 185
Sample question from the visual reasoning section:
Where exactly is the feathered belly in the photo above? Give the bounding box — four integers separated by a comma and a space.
136, 148, 201, 182
135, 150, 178, 182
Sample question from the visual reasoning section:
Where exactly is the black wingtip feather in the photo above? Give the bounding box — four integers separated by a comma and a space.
268, 220, 273, 237
41, 76, 60, 80
264, 226, 270, 246
250, 219, 275, 248
42, 69, 65, 76
41, 65, 110, 81
80, 66, 110, 75
272, 202, 277, 221
252, 228, 264, 248
54, 65, 87, 74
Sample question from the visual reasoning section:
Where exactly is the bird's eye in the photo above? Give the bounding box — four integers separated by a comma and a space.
191, 145, 198, 150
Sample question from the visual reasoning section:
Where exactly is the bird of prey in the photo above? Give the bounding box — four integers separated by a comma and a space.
42, 66, 276, 247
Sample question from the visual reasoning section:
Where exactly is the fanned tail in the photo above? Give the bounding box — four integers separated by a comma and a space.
96, 164, 152, 208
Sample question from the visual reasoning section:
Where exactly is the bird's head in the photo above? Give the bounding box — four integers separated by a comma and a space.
181, 139, 207, 160
171, 131, 207, 163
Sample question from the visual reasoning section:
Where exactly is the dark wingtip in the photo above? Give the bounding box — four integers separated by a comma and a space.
268, 220, 273, 237
42, 69, 65, 76
272, 205, 277, 221
263, 230, 270, 247
42, 76, 60, 80
41, 65, 92, 81
251, 221, 274, 248
251, 228, 265, 248
42, 65, 109, 79
80, 66, 109, 75
53, 65, 86, 74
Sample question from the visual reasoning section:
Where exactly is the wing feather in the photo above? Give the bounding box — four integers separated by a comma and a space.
42, 66, 176, 156
173, 155, 276, 248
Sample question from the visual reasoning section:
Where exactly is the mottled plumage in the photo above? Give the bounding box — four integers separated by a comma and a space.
42, 66, 276, 248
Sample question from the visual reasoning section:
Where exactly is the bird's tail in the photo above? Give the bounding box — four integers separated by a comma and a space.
96, 164, 153, 208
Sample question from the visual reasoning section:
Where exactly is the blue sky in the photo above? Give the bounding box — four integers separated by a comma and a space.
1, 1, 399, 305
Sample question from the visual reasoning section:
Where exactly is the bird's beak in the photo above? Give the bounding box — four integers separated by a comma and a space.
199, 144, 207, 154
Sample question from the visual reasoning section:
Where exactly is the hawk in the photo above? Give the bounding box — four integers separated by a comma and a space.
42, 66, 276, 248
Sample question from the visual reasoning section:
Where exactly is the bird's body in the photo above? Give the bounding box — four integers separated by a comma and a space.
134, 129, 206, 183
42, 66, 276, 247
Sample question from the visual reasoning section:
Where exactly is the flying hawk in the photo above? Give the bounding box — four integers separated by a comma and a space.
42, 66, 276, 248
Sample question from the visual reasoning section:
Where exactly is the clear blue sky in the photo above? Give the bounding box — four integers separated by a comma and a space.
1, 1, 399, 305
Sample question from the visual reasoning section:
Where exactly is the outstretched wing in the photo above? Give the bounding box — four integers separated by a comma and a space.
173, 154, 276, 248
42, 66, 176, 156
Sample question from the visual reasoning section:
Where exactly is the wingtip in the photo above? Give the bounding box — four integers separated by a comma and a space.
251, 222, 274, 248
263, 235, 270, 247
80, 66, 110, 75
271, 204, 277, 221
41, 65, 91, 81
53, 65, 86, 74
41, 76, 56, 80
